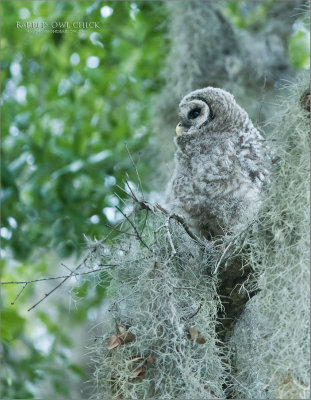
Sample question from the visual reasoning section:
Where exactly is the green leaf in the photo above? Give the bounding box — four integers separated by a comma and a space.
1, 309, 25, 340
73, 281, 89, 298
288, 30, 310, 69
68, 363, 85, 377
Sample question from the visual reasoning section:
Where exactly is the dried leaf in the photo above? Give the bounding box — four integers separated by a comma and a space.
196, 336, 206, 344
123, 332, 136, 343
132, 366, 145, 381
107, 334, 121, 350
146, 355, 155, 364
117, 325, 136, 344
117, 324, 126, 335
300, 89, 310, 113
188, 328, 206, 344
281, 375, 291, 385
262, 384, 269, 390
126, 357, 143, 364
132, 366, 143, 378
188, 328, 199, 340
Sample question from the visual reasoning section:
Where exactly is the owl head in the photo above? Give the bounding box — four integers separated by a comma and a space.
175, 87, 249, 147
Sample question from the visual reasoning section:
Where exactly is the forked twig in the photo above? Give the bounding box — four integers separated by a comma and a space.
169, 213, 206, 248
26, 264, 114, 311
11, 283, 28, 305
125, 143, 144, 200
188, 303, 203, 320
115, 206, 151, 251
26, 230, 115, 311
124, 177, 139, 202
165, 217, 177, 261
105, 223, 136, 237
1, 265, 117, 286
140, 209, 149, 235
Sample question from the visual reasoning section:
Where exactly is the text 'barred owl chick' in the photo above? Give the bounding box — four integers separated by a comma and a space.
167, 87, 270, 238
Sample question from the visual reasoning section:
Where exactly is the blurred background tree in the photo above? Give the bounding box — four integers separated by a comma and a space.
1, 1, 309, 399
1, 1, 167, 398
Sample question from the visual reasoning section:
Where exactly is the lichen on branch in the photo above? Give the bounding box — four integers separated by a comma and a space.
89, 202, 232, 399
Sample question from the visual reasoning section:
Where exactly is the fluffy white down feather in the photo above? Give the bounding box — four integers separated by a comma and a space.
167, 87, 270, 237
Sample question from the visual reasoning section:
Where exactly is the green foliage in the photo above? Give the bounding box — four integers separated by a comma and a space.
1, 1, 309, 399
289, 29, 310, 69
222, 1, 272, 31
1, 1, 167, 398
1, 309, 26, 341
1, 253, 114, 399
1, 0, 167, 261
224, 1, 310, 71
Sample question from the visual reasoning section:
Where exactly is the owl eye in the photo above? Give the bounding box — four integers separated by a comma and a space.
188, 108, 201, 119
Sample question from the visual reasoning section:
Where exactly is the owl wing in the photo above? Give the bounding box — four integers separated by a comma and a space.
236, 130, 270, 188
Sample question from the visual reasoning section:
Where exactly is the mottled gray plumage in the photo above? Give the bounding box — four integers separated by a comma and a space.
167, 87, 270, 237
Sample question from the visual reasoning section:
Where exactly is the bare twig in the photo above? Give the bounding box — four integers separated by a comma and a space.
124, 177, 139, 202
166, 217, 176, 261
155, 203, 168, 215
104, 223, 136, 237
26, 230, 115, 311
121, 194, 208, 250
4, 183, 214, 313
115, 206, 151, 251
213, 240, 234, 275
115, 184, 133, 199
61, 263, 75, 274
140, 209, 148, 236
169, 213, 207, 248
11, 283, 28, 305
151, 202, 207, 248
187, 303, 203, 320
28, 271, 100, 311
61, 262, 78, 281
1, 265, 117, 286
113, 190, 128, 206
125, 143, 144, 200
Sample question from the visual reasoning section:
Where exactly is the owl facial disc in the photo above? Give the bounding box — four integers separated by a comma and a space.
176, 98, 212, 135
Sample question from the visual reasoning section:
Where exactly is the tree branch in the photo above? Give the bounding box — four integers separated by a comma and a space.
0, 265, 117, 286
115, 206, 151, 251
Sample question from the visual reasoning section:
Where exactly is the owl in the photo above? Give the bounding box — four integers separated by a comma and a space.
166, 87, 270, 238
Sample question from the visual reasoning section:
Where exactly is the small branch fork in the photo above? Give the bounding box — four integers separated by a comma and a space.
165, 217, 177, 262
26, 259, 112, 312
1, 148, 210, 312
1, 228, 116, 311
11, 283, 28, 306
123, 185, 206, 249
115, 167, 206, 250
115, 206, 151, 251
187, 303, 203, 320
166, 211, 206, 248
2, 200, 204, 310
0, 265, 117, 286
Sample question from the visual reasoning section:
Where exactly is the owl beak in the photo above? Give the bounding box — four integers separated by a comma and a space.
176, 122, 183, 136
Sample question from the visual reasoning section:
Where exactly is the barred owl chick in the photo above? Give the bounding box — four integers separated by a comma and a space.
167, 87, 270, 238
